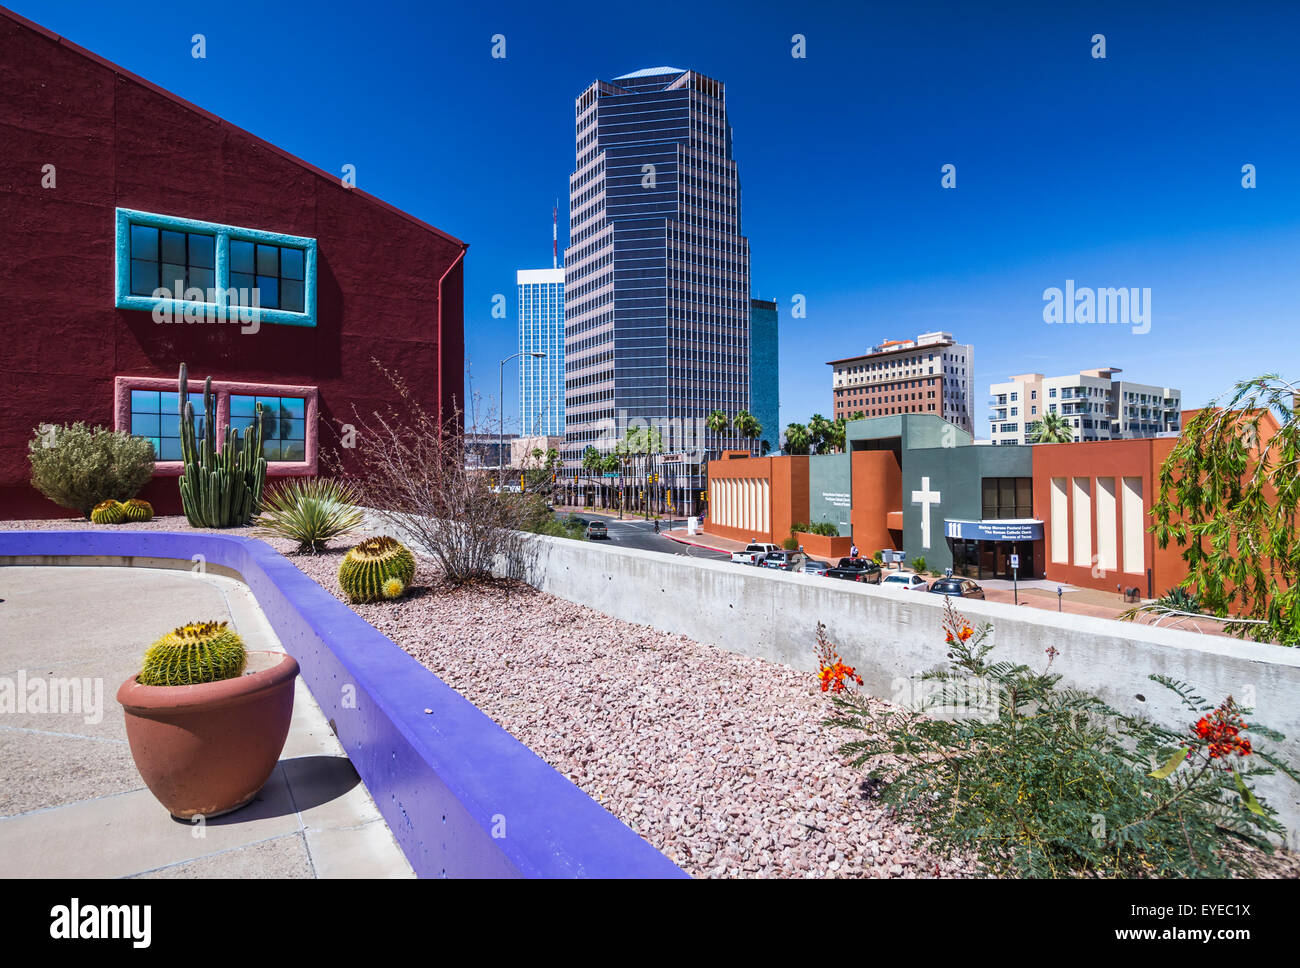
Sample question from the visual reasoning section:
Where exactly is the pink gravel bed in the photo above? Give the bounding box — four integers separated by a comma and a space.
289, 548, 981, 879
7, 515, 1299, 879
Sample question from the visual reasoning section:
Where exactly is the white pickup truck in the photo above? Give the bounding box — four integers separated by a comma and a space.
731, 542, 781, 566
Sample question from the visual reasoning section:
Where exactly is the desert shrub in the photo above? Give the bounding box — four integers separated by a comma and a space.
826, 599, 1298, 878
28, 423, 155, 517
871, 550, 884, 564
910, 555, 927, 574
791, 521, 839, 537
252, 477, 365, 554
1155, 586, 1202, 614
782, 536, 799, 551
335, 363, 531, 584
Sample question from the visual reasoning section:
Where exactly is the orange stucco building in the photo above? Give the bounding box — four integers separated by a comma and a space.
704, 453, 809, 545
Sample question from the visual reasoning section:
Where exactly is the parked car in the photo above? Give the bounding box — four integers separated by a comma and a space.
760, 550, 807, 572
825, 557, 883, 584
731, 542, 781, 565
585, 521, 609, 540
928, 577, 986, 599
803, 559, 831, 576
881, 571, 929, 591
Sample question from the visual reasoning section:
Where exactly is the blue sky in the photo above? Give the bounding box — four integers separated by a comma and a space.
17, 0, 1299, 438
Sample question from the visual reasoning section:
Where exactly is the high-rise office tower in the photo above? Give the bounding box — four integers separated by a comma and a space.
749, 298, 779, 455
562, 67, 751, 510
517, 267, 565, 436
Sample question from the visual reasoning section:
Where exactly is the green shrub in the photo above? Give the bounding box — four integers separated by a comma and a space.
871, 550, 884, 564
1156, 586, 1202, 614
252, 478, 365, 553
782, 536, 799, 551
910, 555, 927, 574
827, 599, 1299, 878
28, 423, 155, 517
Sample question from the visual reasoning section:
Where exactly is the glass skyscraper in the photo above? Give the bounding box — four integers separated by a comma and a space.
517, 267, 566, 436
749, 297, 779, 455
562, 67, 752, 507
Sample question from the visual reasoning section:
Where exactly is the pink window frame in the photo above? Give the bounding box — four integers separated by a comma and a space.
113, 375, 319, 477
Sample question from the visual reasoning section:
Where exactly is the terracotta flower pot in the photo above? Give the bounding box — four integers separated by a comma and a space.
117, 650, 299, 819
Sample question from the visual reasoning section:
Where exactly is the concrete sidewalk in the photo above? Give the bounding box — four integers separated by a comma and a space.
0, 565, 413, 878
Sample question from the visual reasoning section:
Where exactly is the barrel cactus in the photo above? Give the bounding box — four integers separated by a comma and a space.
90, 499, 126, 524
138, 620, 248, 686
121, 498, 154, 522
338, 536, 415, 603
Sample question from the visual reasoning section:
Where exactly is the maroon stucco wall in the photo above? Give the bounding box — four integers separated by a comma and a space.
0, 9, 466, 518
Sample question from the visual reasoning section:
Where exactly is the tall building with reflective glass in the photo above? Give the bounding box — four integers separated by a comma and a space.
561, 67, 751, 509
517, 268, 565, 436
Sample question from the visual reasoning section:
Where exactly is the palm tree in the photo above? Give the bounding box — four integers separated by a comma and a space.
827, 416, 848, 453
808, 413, 834, 454
784, 422, 811, 455
733, 410, 762, 450
706, 409, 730, 439
1033, 412, 1074, 443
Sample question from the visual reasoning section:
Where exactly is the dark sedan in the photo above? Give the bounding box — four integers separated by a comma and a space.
927, 577, 986, 599
825, 557, 883, 584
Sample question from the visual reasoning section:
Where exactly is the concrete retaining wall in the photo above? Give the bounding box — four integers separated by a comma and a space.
520, 535, 1300, 849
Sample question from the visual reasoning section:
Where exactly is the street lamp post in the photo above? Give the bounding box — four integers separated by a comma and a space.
499, 351, 545, 486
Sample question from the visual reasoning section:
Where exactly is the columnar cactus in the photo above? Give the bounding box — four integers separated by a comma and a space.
338, 536, 416, 603
177, 363, 267, 527
121, 498, 154, 522
138, 620, 248, 686
90, 499, 126, 524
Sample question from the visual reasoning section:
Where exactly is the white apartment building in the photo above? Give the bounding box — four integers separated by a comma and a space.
989, 367, 1181, 444
829, 331, 974, 434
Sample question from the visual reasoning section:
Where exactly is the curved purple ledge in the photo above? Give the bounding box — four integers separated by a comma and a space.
0, 530, 685, 879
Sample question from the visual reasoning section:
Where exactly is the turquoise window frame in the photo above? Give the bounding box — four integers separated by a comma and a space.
114, 208, 317, 327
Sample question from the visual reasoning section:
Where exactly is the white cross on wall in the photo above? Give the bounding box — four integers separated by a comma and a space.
911, 476, 941, 550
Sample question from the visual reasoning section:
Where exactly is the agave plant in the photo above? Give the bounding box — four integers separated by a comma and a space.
252, 478, 365, 554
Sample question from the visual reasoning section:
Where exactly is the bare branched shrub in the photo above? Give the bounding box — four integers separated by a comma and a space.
330, 363, 533, 585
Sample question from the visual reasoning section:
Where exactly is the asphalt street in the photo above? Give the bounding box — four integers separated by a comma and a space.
553, 510, 731, 561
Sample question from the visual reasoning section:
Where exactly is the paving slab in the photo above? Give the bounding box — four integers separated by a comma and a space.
0, 564, 413, 878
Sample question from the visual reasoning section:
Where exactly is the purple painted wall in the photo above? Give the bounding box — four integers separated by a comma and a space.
0, 530, 686, 878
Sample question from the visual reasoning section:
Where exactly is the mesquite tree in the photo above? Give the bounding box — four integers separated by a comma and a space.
1151, 374, 1299, 646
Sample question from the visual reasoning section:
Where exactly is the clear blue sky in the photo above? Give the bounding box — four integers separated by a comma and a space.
16, 0, 1299, 438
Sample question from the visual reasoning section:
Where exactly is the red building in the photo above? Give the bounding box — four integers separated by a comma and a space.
0, 8, 466, 518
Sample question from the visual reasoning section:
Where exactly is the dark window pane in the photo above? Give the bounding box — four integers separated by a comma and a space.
261, 440, 282, 461
230, 240, 255, 273
161, 263, 186, 291
230, 273, 255, 303
189, 234, 215, 268
130, 260, 159, 296
255, 275, 279, 308
188, 267, 215, 295
280, 280, 304, 313
284, 418, 305, 441
160, 230, 186, 264
281, 441, 305, 462
130, 225, 158, 261
280, 247, 304, 280
256, 245, 279, 275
